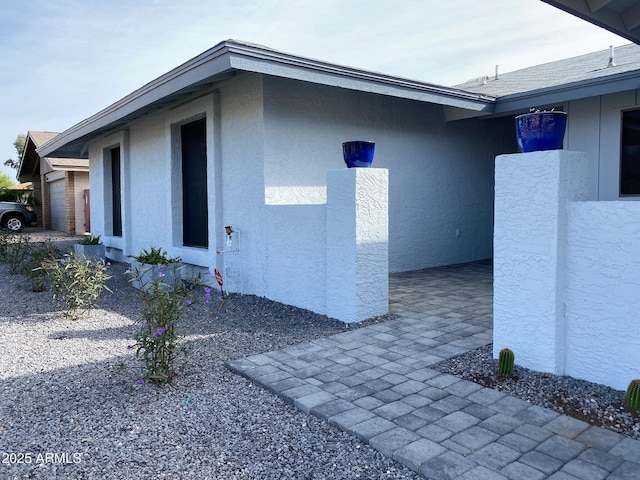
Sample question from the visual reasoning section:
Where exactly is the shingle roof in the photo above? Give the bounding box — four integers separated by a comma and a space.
18, 131, 88, 181
27, 131, 59, 147
454, 43, 640, 97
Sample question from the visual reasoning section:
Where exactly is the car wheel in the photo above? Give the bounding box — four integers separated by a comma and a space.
4, 215, 24, 232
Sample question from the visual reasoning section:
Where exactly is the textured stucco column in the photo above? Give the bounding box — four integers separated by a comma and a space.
494, 150, 594, 374
326, 168, 388, 323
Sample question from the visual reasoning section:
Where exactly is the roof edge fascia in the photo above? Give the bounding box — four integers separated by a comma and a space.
226, 42, 496, 110
494, 67, 640, 114
38, 40, 497, 157
37, 41, 237, 158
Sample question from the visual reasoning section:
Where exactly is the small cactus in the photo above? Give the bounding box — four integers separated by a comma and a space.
497, 348, 515, 377
624, 379, 640, 411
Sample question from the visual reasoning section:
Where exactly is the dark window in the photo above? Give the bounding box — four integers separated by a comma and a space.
181, 118, 208, 247
111, 146, 122, 237
621, 109, 640, 196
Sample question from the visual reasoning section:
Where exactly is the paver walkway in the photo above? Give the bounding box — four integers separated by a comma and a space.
228, 261, 640, 479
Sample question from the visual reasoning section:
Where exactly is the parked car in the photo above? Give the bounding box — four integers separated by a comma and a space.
0, 202, 37, 232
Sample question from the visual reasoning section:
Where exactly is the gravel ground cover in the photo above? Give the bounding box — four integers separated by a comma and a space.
0, 249, 419, 480
432, 344, 640, 440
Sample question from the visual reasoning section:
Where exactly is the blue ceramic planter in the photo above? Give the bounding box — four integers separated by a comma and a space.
515, 111, 567, 153
343, 141, 375, 168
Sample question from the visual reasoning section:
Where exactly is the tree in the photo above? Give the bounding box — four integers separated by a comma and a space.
0, 171, 14, 189
0, 171, 17, 201
4, 133, 26, 170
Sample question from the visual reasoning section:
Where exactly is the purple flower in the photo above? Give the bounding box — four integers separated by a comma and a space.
136, 378, 144, 385
152, 327, 165, 337
206, 270, 212, 276
158, 271, 166, 278
126, 345, 133, 350
60, 259, 65, 265
107, 262, 111, 266
204, 286, 211, 294
185, 298, 193, 305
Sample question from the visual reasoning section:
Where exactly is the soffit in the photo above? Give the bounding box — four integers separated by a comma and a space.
542, 0, 640, 44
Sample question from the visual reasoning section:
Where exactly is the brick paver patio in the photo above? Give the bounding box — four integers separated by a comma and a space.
228, 261, 640, 479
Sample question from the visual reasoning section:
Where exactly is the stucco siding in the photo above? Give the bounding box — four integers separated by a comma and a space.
88, 73, 266, 291
88, 70, 514, 318
264, 204, 326, 313
566, 201, 640, 390
217, 73, 266, 294
567, 89, 640, 200
263, 76, 515, 272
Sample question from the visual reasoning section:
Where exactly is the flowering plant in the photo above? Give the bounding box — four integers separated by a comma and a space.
127, 259, 212, 384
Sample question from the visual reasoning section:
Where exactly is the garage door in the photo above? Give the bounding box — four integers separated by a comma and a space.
49, 179, 66, 232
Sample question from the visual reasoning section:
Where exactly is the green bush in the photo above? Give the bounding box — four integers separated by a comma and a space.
43, 252, 111, 320
20, 240, 61, 292
131, 246, 180, 266
2, 233, 33, 274
78, 235, 102, 245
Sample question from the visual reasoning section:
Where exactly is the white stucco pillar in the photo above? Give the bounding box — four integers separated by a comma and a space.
493, 150, 594, 374
326, 168, 389, 323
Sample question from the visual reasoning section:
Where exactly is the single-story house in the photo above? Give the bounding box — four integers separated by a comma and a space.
37, 38, 640, 388
36, 39, 518, 321
18, 131, 90, 235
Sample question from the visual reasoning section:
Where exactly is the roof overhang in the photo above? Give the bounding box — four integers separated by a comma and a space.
542, 0, 640, 44
494, 66, 640, 114
37, 40, 496, 159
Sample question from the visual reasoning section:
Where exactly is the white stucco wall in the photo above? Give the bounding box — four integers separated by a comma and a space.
263, 76, 515, 273
264, 204, 326, 313
566, 89, 640, 200
494, 151, 594, 374
495, 150, 640, 391
565, 201, 640, 390
88, 71, 513, 320
326, 168, 389, 322
88, 73, 263, 271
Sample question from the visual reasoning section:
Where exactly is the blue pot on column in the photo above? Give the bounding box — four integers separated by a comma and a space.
343, 141, 375, 168
515, 111, 567, 153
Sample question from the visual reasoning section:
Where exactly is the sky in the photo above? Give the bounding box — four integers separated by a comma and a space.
0, 0, 628, 180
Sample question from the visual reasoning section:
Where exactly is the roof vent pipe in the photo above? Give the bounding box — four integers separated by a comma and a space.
608, 45, 616, 68
495, 65, 499, 80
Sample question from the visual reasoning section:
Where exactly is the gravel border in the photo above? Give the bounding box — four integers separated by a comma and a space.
432, 344, 640, 440
0, 253, 419, 480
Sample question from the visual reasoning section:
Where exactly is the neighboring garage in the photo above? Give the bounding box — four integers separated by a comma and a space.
48, 173, 65, 232
17, 131, 90, 235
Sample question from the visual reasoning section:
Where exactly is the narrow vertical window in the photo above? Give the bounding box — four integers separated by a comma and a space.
181, 118, 208, 247
621, 109, 640, 196
111, 146, 122, 237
